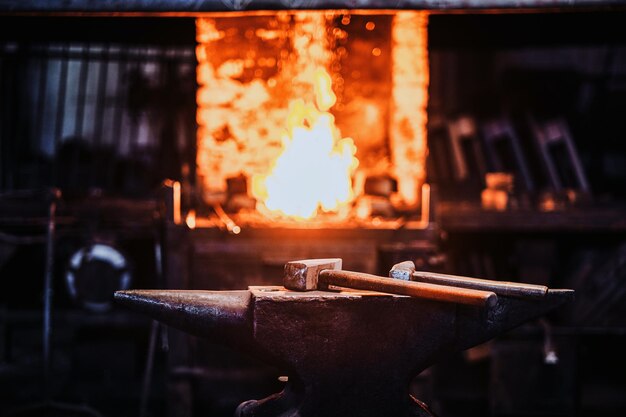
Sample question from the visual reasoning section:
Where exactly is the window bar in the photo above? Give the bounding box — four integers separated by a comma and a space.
127, 52, 141, 160
15, 43, 33, 190
7, 45, 18, 189
52, 44, 69, 186
111, 50, 127, 148
93, 44, 110, 148
90, 44, 110, 188
34, 45, 49, 187
109, 46, 129, 188
74, 43, 90, 140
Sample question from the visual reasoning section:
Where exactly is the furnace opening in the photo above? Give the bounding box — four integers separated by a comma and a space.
195, 11, 428, 227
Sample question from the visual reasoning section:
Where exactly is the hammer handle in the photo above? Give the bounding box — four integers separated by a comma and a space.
320, 270, 497, 308
410, 271, 548, 299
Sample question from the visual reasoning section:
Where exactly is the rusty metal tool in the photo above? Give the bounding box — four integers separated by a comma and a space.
390, 260, 548, 299
284, 258, 497, 308
115, 260, 574, 417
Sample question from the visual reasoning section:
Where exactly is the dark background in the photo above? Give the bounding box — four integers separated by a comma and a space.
1, 10, 625, 417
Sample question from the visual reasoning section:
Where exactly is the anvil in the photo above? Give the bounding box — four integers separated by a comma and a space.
115, 276, 573, 417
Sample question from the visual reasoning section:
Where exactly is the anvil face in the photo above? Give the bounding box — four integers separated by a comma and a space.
115, 286, 573, 417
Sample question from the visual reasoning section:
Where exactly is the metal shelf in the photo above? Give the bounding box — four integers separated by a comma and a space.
436, 202, 626, 233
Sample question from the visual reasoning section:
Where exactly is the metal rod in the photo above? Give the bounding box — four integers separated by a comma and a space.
172, 180, 181, 224
42, 189, 59, 403
15, 43, 32, 189
53, 44, 69, 185
139, 320, 159, 417
320, 270, 497, 308
410, 270, 548, 299
213, 203, 241, 234
93, 44, 110, 147
108, 49, 128, 186
111, 51, 127, 152
0, 48, 195, 64
74, 43, 90, 139
34, 48, 49, 146
34, 47, 49, 185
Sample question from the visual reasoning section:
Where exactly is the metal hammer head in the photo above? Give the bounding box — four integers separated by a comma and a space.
284, 258, 342, 291
389, 260, 416, 281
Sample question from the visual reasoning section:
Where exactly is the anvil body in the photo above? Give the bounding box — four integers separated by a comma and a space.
115, 285, 573, 417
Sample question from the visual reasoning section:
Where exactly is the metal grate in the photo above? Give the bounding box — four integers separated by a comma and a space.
0, 37, 197, 196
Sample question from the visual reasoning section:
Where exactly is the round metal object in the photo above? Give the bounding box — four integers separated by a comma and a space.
65, 243, 132, 313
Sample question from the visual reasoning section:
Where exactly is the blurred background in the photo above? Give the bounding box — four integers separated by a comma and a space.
1, 4, 626, 417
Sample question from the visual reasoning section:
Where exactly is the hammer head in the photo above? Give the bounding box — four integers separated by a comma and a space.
389, 260, 416, 281
284, 258, 342, 291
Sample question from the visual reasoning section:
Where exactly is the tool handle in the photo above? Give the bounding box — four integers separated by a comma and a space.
410, 271, 548, 299
320, 270, 497, 308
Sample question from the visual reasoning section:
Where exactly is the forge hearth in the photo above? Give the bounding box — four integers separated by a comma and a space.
194, 11, 428, 224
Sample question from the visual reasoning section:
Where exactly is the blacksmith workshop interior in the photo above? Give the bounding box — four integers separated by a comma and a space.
1, 1, 626, 416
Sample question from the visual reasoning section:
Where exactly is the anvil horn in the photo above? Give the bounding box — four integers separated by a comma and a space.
456, 288, 574, 350
114, 290, 254, 350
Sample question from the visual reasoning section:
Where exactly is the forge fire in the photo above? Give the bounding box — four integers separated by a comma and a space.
195, 11, 428, 223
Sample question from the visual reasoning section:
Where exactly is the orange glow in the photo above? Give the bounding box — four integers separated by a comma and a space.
173, 181, 181, 224
185, 209, 196, 229
251, 68, 359, 220
390, 12, 429, 206
195, 12, 430, 224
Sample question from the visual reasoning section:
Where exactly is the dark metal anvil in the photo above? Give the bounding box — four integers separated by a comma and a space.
115, 279, 573, 417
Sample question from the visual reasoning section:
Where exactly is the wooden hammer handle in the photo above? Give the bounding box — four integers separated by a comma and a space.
320, 270, 497, 308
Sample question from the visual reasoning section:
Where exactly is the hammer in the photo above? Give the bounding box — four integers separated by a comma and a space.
390, 260, 548, 299
284, 258, 498, 308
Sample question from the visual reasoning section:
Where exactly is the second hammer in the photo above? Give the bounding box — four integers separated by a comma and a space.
284, 258, 497, 308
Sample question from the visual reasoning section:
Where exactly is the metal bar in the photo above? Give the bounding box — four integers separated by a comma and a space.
1, 46, 60, 190
213, 203, 241, 234
532, 119, 563, 191
34, 47, 48, 146
53, 44, 69, 185
127, 58, 141, 155
481, 120, 534, 191
320, 269, 498, 307
558, 119, 590, 192
33, 46, 49, 185
111, 50, 127, 151
42, 189, 58, 403
0, 0, 621, 12
139, 320, 159, 417
107, 48, 128, 186
93, 44, 109, 147
0, 47, 194, 64
89, 44, 110, 188
410, 270, 548, 299
14, 43, 32, 190
508, 126, 534, 190
74, 43, 90, 139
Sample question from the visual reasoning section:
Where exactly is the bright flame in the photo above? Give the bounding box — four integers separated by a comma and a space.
252, 68, 359, 220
